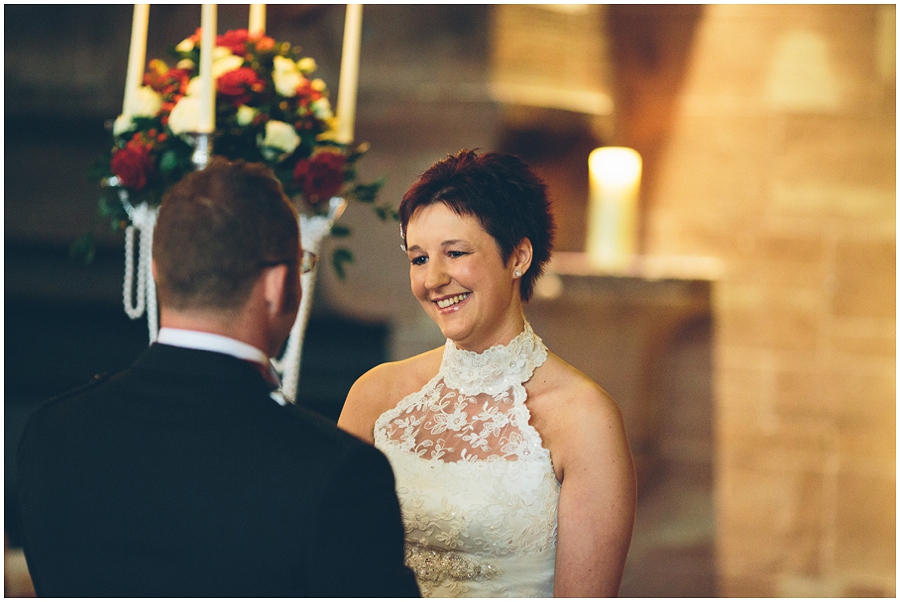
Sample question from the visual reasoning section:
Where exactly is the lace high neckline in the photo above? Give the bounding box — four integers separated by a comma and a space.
440, 321, 548, 397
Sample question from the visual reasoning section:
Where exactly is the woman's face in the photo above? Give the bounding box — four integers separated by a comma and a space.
405, 202, 525, 351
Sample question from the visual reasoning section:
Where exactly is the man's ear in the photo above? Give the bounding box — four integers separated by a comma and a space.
512, 238, 534, 276
262, 263, 289, 316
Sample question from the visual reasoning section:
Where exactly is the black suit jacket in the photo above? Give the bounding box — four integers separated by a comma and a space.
16, 343, 420, 597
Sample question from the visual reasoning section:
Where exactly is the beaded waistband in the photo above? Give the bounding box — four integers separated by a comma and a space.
405, 543, 500, 596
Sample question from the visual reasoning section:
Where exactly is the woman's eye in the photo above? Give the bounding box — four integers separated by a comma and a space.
410, 255, 428, 266
448, 251, 468, 259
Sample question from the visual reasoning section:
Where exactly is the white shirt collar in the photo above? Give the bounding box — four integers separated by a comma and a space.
157, 328, 269, 364
156, 328, 287, 406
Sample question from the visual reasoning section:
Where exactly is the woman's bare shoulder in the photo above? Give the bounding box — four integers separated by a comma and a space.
357, 347, 442, 395
533, 351, 620, 416
338, 346, 443, 442
528, 352, 631, 475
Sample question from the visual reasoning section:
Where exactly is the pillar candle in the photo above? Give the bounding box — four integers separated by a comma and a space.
198, 4, 217, 134
335, 4, 363, 144
249, 4, 265, 34
123, 4, 150, 118
585, 147, 642, 270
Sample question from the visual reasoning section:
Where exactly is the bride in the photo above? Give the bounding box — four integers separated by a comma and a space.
338, 150, 636, 597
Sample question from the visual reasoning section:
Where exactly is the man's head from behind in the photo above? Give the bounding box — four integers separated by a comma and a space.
153, 158, 301, 353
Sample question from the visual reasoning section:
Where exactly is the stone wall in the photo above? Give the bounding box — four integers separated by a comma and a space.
632, 5, 895, 596
3, 5, 894, 596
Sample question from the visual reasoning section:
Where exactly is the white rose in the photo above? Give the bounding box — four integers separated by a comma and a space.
236, 105, 259, 126
273, 69, 303, 97
114, 86, 163, 135
212, 54, 245, 79
176, 38, 194, 53
213, 46, 232, 61
176, 58, 195, 70
310, 98, 332, 120
113, 114, 135, 137
258, 120, 300, 161
186, 76, 202, 97
129, 86, 163, 118
296, 57, 317, 74
272, 55, 297, 74
167, 95, 202, 135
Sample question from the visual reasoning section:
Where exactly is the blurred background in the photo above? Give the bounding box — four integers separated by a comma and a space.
4, 4, 895, 597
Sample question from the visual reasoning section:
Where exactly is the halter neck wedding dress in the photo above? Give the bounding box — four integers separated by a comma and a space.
374, 321, 560, 597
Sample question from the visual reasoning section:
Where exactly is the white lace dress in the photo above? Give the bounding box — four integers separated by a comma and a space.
374, 322, 560, 597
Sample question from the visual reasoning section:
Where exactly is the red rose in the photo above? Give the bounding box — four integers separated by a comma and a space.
111, 142, 154, 191
216, 29, 251, 55
217, 67, 262, 106
293, 152, 346, 204
295, 80, 323, 103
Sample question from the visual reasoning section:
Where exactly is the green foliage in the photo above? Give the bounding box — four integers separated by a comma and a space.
331, 248, 354, 280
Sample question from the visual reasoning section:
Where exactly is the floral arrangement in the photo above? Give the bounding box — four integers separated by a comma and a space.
82, 27, 392, 276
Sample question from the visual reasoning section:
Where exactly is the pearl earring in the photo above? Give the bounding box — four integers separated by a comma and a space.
515, 270, 522, 278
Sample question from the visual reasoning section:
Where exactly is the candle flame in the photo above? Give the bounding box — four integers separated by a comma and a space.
589, 147, 642, 187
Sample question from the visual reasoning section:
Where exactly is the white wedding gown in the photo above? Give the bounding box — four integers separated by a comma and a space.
374, 322, 560, 597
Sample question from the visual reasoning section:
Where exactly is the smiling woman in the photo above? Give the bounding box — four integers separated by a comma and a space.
338, 149, 637, 598
404, 202, 529, 349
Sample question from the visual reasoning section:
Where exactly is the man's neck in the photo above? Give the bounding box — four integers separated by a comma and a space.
159, 307, 270, 357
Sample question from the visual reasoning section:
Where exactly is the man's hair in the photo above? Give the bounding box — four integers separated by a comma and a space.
153, 157, 299, 311
398, 149, 556, 302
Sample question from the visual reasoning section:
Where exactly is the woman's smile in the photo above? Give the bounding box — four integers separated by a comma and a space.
435, 292, 470, 311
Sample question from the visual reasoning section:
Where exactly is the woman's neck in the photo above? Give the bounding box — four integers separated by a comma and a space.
451, 312, 527, 353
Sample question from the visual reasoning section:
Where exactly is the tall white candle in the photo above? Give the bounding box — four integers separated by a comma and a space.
335, 4, 363, 144
585, 147, 642, 270
123, 4, 150, 118
249, 4, 266, 34
198, 4, 217, 134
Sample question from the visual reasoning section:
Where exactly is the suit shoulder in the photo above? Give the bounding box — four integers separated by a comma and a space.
281, 402, 379, 454
17, 373, 111, 461
28, 373, 111, 418
50, 372, 110, 400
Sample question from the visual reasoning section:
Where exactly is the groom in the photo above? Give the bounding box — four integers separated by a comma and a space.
15, 158, 420, 597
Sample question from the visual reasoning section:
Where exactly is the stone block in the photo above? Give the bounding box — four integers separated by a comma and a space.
713, 360, 768, 440
829, 317, 896, 360
773, 362, 825, 420
654, 113, 772, 220
717, 460, 827, 576
682, 8, 773, 100
837, 423, 895, 473
831, 238, 896, 319
718, 572, 777, 597
834, 472, 896, 576
771, 116, 895, 221
715, 284, 823, 352
819, 361, 895, 427
723, 229, 829, 291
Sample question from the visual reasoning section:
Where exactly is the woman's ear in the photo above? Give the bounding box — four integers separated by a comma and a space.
512, 238, 533, 277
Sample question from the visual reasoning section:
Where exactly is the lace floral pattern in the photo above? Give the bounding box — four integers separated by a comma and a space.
378, 322, 549, 463
375, 322, 560, 597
